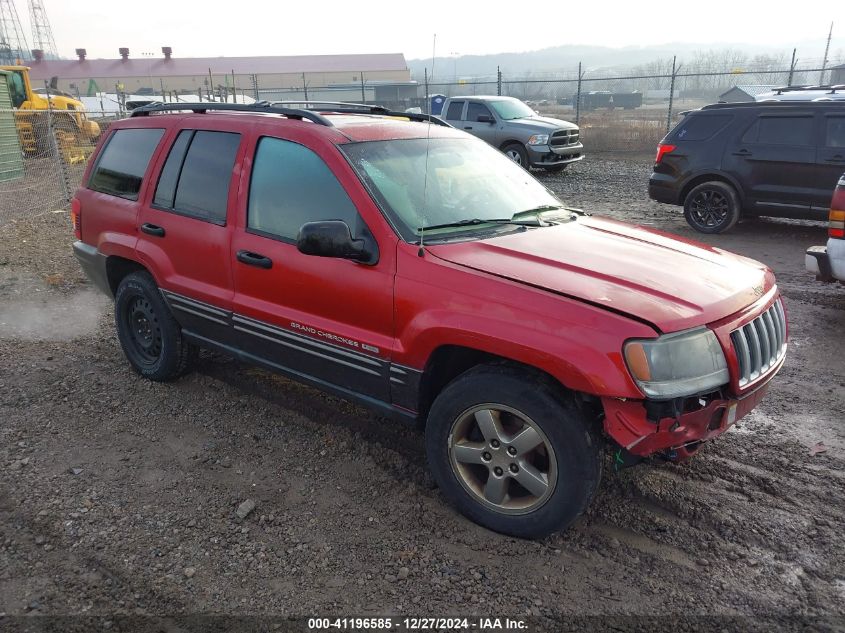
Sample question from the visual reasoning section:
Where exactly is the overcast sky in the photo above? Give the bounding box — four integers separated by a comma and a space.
31, 0, 842, 61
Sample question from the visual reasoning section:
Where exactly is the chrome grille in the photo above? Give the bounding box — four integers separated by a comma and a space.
730, 299, 787, 387
550, 129, 579, 146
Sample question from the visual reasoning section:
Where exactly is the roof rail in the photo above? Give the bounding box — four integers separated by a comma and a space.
701, 100, 845, 110
129, 101, 334, 126
271, 100, 452, 127
772, 84, 845, 95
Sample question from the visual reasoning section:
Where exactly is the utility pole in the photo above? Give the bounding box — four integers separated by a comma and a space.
820, 22, 834, 85
787, 48, 797, 86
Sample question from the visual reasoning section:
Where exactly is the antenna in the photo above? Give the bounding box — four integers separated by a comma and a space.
28, 0, 57, 58
0, 0, 31, 64
419, 33, 436, 257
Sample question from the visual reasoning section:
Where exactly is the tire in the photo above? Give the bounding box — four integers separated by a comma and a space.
683, 181, 740, 234
542, 163, 567, 173
425, 365, 602, 539
502, 143, 529, 169
114, 271, 196, 381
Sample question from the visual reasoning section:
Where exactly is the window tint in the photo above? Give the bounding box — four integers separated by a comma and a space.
248, 137, 361, 241
153, 130, 192, 208
445, 100, 465, 120
751, 116, 815, 145
167, 131, 240, 223
825, 118, 845, 148
88, 128, 164, 200
466, 102, 492, 122
673, 114, 732, 141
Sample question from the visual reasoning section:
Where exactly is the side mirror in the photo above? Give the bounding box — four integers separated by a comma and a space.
296, 220, 378, 265
477, 114, 495, 123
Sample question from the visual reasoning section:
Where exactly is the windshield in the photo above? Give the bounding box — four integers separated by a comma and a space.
341, 136, 563, 242
488, 99, 537, 120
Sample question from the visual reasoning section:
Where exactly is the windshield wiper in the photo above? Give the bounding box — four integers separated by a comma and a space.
513, 205, 565, 218
417, 217, 540, 232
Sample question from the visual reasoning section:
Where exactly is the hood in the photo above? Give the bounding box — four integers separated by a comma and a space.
426, 216, 774, 333
506, 115, 578, 131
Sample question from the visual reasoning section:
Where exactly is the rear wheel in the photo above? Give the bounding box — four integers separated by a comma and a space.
683, 181, 740, 234
425, 365, 602, 539
114, 271, 196, 381
502, 143, 529, 169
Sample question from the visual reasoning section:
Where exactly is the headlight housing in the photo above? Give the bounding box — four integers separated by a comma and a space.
623, 327, 729, 400
527, 134, 549, 145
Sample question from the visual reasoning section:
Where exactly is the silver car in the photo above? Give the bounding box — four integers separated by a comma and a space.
440, 95, 583, 172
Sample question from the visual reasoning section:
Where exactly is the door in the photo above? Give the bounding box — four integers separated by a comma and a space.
136, 126, 243, 341
230, 133, 396, 402
724, 112, 818, 217
462, 101, 499, 146
815, 115, 845, 215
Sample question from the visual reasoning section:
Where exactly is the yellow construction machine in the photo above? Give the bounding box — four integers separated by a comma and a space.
2, 65, 100, 158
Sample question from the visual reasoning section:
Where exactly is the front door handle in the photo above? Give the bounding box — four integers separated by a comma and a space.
732, 149, 752, 156
463, 126, 473, 130
236, 250, 272, 269
140, 223, 165, 237
825, 155, 845, 162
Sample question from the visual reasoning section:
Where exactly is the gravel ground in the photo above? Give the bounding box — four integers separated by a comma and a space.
1, 154, 844, 632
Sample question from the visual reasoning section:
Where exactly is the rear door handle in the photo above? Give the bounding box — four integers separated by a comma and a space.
236, 250, 272, 269
732, 149, 752, 156
463, 126, 472, 130
825, 155, 845, 162
140, 223, 165, 237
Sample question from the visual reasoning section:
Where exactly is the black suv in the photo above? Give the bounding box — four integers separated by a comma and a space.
649, 101, 845, 233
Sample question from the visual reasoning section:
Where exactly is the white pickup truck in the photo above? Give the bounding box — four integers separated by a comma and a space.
806, 173, 845, 283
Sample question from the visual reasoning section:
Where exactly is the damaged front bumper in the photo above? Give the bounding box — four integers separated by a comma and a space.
600, 380, 772, 461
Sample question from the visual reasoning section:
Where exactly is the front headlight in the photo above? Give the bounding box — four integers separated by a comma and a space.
527, 134, 549, 145
623, 327, 729, 400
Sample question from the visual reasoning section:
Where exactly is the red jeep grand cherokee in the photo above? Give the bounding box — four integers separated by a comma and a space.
72, 102, 787, 538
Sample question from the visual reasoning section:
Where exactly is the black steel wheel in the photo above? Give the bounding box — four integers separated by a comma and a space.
683, 181, 740, 234
114, 271, 196, 381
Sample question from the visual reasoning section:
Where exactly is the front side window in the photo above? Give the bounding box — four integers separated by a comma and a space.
248, 137, 362, 241
88, 128, 165, 200
152, 130, 241, 224
342, 136, 563, 242
466, 102, 493, 122
9, 71, 27, 108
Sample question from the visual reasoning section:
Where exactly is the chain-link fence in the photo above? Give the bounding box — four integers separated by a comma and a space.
0, 106, 128, 220
1, 62, 841, 220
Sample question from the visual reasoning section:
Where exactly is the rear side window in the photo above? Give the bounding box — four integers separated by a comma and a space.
445, 100, 465, 120
152, 130, 241, 224
466, 102, 493, 122
743, 116, 815, 146
825, 117, 845, 148
673, 114, 732, 141
88, 128, 164, 200
247, 137, 361, 242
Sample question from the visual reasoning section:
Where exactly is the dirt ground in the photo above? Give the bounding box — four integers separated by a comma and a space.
1, 154, 844, 632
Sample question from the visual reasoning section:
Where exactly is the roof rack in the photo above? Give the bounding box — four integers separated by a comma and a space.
271, 100, 451, 127
130, 101, 334, 126
129, 100, 452, 128
772, 84, 845, 95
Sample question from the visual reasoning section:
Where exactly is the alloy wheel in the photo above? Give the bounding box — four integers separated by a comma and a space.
448, 404, 557, 515
689, 189, 730, 228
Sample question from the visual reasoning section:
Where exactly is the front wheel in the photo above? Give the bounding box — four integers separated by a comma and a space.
425, 365, 602, 539
683, 181, 740, 234
114, 271, 196, 381
502, 143, 529, 169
